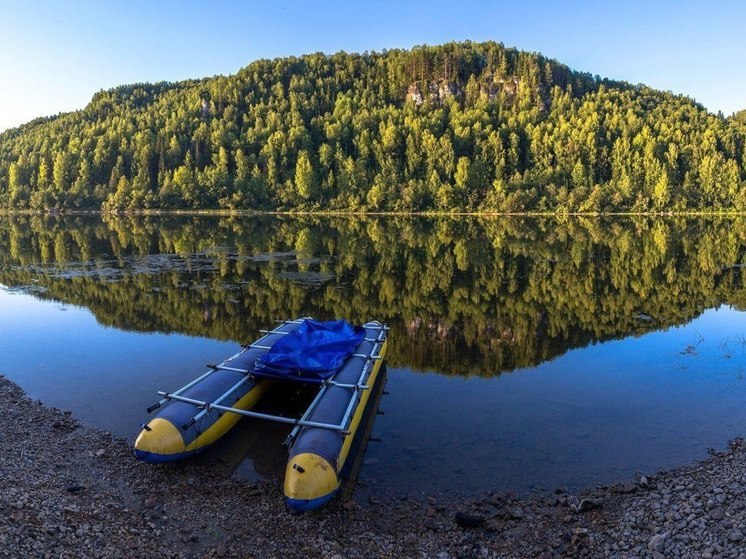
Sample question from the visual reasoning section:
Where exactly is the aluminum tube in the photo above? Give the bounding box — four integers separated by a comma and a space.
285, 383, 332, 443
187, 375, 253, 426
214, 365, 251, 374
158, 391, 347, 432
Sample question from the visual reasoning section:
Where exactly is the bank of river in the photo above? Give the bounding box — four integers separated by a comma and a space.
2, 375, 745, 559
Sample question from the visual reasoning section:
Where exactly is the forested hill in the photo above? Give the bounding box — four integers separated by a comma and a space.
1, 41, 744, 213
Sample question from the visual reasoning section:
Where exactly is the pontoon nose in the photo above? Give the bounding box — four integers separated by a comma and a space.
284, 453, 340, 512
133, 418, 188, 463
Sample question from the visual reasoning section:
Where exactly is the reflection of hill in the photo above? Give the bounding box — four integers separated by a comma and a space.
1, 215, 745, 377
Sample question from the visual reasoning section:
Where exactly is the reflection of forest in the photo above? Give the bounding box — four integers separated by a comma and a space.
1, 214, 745, 377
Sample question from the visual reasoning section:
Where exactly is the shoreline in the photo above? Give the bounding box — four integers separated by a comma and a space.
2, 374, 744, 558
2, 209, 746, 218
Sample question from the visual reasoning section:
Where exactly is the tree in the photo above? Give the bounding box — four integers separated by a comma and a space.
8, 162, 30, 207
294, 150, 316, 201
571, 160, 589, 190
53, 152, 73, 194
71, 156, 93, 207
172, 164, 197, 205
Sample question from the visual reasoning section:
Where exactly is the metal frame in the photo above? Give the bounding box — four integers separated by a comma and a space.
263, 329, 382, 343
146, 319, 386, 439
275, 319, 389, 332
178, 319, 302, 429
146, 346, 247, 413
160, 391, 351, 432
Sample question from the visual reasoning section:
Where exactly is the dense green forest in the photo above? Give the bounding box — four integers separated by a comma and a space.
2, 215, 745, 375
0, 41, 744, 213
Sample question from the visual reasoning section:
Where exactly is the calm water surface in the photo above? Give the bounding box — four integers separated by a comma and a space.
1, 215, 745, 500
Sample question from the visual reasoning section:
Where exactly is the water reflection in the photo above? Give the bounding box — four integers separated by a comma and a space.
1, 214, 745, 497
2, 214, 745, 376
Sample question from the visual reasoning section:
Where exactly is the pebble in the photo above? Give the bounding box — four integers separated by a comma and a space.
575, 497, 603, 513
709, 508, 724, 520
509, 506, 524, 519
571, 527, 589, 547
647, 532, 668, 552
455, 512, 486, 529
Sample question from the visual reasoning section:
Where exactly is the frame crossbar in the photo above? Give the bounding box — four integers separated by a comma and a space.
158, 391, 350, 433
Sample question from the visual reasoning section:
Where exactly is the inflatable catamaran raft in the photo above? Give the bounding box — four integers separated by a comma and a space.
134, 318, 388, 512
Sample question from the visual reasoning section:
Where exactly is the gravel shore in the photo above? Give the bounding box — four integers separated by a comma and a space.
1, 374, 745, 559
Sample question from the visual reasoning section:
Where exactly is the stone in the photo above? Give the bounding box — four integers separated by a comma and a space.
729, 529, 744, 542
709, 509, 724, 520
509, 507, 524, 519
454, 511, 486, 529
571, 527, 589, 547
648, 532, 668, 553
576, 498, 603, 513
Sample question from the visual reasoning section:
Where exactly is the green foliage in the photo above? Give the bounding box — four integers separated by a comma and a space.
0, 41, 745, 212
294, 150, 316, 201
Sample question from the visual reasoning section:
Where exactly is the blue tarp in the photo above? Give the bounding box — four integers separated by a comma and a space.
254, 319, 365, 382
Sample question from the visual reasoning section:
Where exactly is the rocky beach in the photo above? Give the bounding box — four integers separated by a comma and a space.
1, 374, 745, 559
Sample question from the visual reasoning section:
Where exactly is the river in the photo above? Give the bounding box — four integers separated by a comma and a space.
1, 214, 744, 500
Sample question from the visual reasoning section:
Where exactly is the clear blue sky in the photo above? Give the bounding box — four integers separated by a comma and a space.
1, 0, 744, 132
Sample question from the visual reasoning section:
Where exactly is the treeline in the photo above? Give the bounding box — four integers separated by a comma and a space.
1, 41, 744, 213
2, 215, 745, 376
